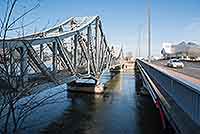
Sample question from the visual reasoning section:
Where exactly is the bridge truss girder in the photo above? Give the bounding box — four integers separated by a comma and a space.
0, 16, 123, 86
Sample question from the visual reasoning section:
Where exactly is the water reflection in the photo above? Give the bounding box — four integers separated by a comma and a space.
18, 84, 69, 134
1, 71, 163, 133
42, 72, 162, 134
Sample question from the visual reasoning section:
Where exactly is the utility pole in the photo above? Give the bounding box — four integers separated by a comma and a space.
137, 25, 142, 58
147, 0, 151, 62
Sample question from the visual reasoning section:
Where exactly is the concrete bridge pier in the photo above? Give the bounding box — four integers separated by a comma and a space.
94, 74, 104, 93
68, 78, 104, 94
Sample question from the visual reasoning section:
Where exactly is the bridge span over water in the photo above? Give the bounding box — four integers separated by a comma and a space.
0, 16, 123, 93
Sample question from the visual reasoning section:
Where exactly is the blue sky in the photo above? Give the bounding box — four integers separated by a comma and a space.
3, 0, 200, 56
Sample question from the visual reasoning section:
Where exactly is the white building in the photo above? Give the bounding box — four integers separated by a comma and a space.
161, 41, 200, 59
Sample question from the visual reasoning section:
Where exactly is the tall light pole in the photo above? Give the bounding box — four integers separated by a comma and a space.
137, 25, 142, 57
147, 0, 151, 62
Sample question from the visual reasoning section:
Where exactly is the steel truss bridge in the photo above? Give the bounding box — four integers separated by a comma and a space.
0, 16, 123, 89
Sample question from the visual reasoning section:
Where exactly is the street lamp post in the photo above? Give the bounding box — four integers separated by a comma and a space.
147, 0, 151, 62
137, 25, 142, 58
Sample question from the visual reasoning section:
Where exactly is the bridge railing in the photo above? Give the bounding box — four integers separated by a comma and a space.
136, 59, 200, 126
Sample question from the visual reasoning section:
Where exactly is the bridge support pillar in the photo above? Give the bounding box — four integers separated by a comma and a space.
40, 44, 44, 61
52, 42, 57, 73
68, 79, 104, 94
9, 48, 17, 88
73, 35, 78, 72
94, 82, 104, 93
20, 46, 28, 87
87, 25, 91, 74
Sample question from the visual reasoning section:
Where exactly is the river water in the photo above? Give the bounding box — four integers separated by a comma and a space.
16, 71, 162, 134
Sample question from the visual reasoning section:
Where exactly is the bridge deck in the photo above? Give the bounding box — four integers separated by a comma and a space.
152, 60, 200, 80
151, 61, 200, 87
136, 60, 200, 134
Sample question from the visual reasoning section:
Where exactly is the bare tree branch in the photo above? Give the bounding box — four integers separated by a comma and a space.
7, 3, 40, 30
8, 17, 40, 31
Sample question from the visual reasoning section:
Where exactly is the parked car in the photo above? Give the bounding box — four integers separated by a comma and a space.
167, 59, 184, 68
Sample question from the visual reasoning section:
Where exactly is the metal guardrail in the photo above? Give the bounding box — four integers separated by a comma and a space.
137, 59, 200, 126
136, 61, 157, 103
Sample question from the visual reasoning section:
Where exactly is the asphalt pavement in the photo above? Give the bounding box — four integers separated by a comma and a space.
152, 60, 200, 79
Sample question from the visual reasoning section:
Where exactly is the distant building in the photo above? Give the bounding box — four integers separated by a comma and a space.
161, 41, 200, 59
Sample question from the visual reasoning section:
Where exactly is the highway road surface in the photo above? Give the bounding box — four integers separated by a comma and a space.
152, 60, 200, 80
